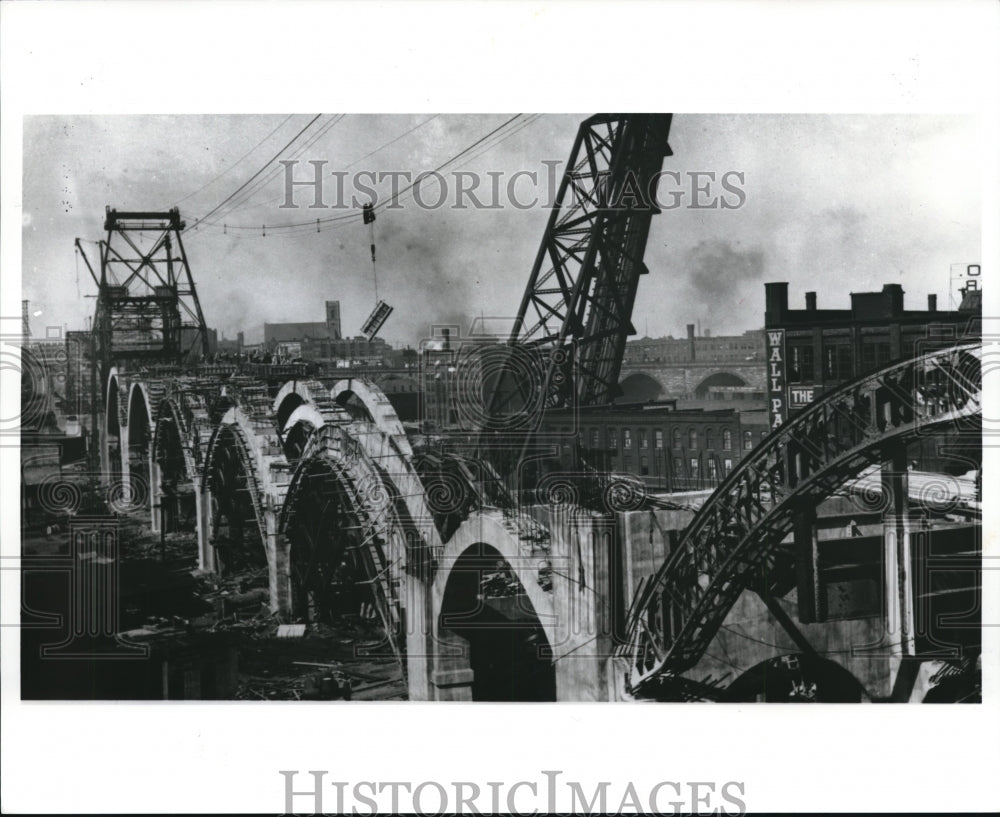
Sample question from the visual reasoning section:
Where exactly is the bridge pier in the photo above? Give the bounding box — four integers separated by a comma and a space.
429, 615, 475, 701
195, 480, 214, 572
546, 509, 616, 702
882, 443, 917, 700
99, 424, 111, 486
404, 560, 433, 702
118, 432, 130, 493
148, 441, 162, 535
264, 508, 292, 616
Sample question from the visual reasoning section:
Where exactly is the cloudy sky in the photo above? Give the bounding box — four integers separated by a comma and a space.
21, 113, 980, 347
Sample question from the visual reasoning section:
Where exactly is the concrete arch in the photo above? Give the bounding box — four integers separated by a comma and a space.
127, 380, 157, 432
281, 421, 416, 661
694, 370, 748, 398
151, 394, 208, 547
434, 511, 557, 653
105, 368, 127, 433
281, 403, 328, 462
153, 397, 198, 480
272, 379, 332, 432
332, 378, 410, 452
619, 372, 665, 402
101, 368, 129, 486
202, 401, 291, 608
125, 382, 154, 510
431, 511, 558, 701
720, 653, 866, 702
203, 413, 269, 546
282, 447, 397, 626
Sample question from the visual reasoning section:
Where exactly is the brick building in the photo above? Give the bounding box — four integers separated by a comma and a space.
540, 402, 762, 492
763, 281, 981, 431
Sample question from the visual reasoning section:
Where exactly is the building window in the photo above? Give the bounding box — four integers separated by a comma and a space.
640, 456, 649, 476
673, 458, 684, 477
705, 428, 715, 450
689, 457, 700, 477
707, 459, 717, 481
654, 429, 664, 449
688, 429, 698, 450
722, 429, 732, 450
639, 429, 648, 449
590, 428, 600, 449
724, 458, 733, 475
788, 343, 815, 382
861, 339, 891, 374
743, 430, 753, 451
824, 343, 854, 381
609, 427, 618, 449
623, 428, 632, 449
672, 429, 682, 450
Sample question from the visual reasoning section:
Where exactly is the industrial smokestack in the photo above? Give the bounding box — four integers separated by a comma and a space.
805, 291, 817, 311
765, 282, 789, 323
928, 293, 937, 312
687, 323, 696, 362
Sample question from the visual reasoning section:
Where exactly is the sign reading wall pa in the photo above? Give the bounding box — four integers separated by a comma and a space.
767, 328, 787, 430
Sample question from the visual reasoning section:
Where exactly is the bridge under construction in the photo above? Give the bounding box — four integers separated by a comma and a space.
21, 115, 983, 703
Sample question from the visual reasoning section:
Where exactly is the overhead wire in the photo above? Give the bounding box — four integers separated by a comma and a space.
166, 114, 295, 210
191, 114, 323, 229
195, 114, 340, 227
194, 114, 531, 238
204, 114, 347, 223
216, 114, 444, 218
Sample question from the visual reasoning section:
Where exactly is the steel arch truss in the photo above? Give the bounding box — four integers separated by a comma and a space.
622, 344, 983, 693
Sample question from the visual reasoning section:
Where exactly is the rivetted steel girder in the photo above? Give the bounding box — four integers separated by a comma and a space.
622, 344, 982, 693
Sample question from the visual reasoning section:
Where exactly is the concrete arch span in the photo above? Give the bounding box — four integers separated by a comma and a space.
281, 421, 420, 667
152, 395, 205, 543
694, 370, 748, 398
431, 511, 557, 701
203, 402, 293, 608
618, 372, 665, 402
332, 377, 413, 458
720, 653, 866, 702
272, 379, 346, 433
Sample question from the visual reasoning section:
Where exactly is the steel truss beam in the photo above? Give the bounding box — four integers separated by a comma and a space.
621, 343, 982, 694
493, 114, 673, 416
89, 207, 209, 392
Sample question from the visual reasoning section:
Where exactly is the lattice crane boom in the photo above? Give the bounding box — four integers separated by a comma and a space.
498, 114, 673, 414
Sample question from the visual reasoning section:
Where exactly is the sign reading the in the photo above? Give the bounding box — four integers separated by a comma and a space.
789, 385, 822, 408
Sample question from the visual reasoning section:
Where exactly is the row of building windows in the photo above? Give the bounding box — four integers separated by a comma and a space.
787, 335, 937, 384
614, 450, 737, 482
579, 426, 762, 452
